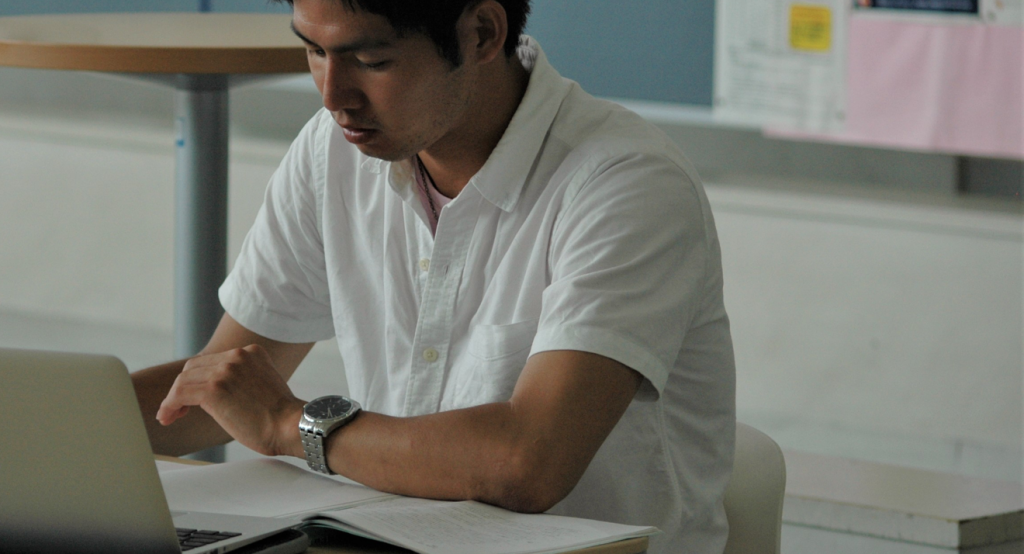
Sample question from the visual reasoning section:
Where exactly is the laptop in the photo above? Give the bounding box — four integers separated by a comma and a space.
0, 347, 310, 554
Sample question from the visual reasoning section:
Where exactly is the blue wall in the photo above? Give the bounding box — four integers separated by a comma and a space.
0, 0, 714, 106
528, 0, 714, 106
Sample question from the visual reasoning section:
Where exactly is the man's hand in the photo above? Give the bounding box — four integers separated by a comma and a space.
132, 314, 315, 457
156, 344, 306, 458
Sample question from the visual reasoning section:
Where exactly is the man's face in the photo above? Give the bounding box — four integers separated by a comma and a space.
291, 0, 474, 162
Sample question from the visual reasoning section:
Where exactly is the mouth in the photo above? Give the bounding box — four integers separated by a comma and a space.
335, 113, 379, 145
340, 125, 379, 145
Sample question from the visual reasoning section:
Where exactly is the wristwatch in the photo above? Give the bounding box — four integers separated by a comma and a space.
299, 395, 361, 475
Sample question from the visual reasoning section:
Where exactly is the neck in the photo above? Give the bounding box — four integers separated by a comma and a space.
419, 56, 530, 198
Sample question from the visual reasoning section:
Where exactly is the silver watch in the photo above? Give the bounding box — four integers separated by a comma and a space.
299, 395, 361, 475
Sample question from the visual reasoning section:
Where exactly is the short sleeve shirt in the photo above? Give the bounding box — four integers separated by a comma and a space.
220, 38, 735, 554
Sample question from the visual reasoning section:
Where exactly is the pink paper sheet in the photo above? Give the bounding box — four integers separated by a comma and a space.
770, 16, 1023, 159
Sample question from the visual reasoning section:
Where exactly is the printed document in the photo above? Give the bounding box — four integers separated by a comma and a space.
158, 458, 658, 554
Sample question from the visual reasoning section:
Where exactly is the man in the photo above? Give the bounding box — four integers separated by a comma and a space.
132, 1, 736, 552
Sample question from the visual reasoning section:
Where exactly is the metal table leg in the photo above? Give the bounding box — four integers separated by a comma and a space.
174, 74, 230, 463
173, 75, 229, 360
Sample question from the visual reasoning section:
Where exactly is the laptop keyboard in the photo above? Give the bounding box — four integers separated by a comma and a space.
176, 527, 242, 551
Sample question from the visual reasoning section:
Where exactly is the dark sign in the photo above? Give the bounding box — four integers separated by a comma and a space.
854, 0, 979, 13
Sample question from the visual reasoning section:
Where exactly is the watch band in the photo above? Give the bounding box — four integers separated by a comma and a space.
300, 428, 333, 475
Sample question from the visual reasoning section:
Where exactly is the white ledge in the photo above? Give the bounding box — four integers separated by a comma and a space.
783, 450, 1024, 549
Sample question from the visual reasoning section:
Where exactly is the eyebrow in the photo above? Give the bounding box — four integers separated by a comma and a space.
290, 22, 395, 54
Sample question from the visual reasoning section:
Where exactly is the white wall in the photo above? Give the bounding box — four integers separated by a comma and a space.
708, 183, 1022, 480
0, 112, 281, 330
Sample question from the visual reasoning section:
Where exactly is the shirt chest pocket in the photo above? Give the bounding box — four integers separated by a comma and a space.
451, 319, 539, 407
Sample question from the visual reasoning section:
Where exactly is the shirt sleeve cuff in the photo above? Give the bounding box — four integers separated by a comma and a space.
219, 279, 336, 344
530, 325, 668, 401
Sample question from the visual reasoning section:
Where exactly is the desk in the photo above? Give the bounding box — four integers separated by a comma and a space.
0, 12, 307, 366
157, 456, 649, 554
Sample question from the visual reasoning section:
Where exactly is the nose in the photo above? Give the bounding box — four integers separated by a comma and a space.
318, 58, 364, 112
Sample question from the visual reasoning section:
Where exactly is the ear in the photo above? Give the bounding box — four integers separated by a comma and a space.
458, 0, 509, 65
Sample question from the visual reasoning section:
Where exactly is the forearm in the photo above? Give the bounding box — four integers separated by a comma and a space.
318, 403, 574, 513
132, 360, 233, 456
308, 351, 642, 513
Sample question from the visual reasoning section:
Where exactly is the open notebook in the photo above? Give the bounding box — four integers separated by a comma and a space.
0, 347, 308, 554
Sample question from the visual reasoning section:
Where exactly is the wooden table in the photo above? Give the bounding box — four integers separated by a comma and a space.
0, 16, 308, 452
157, 456, 648, 554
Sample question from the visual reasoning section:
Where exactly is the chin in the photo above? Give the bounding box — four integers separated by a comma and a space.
356, 148, 405, 162
353, 143, 415, 163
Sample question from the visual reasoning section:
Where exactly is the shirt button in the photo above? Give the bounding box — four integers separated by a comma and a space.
419, 258, 430, 272
422, 348, 439, 363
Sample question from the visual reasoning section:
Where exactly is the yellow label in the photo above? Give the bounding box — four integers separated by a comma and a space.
790, 5, 832, 52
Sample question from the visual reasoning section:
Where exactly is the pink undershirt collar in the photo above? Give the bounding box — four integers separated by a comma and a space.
413, 155, 453, 236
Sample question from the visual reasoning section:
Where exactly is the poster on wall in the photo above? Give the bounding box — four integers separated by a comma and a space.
713, 0, 850, 132
714, 0, 1021, 157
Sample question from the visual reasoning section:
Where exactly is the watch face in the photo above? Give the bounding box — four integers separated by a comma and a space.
305, 396, 353, 420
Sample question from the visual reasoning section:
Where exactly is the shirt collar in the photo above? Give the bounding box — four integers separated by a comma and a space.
468, 37, 571, 212
370, 37, 572, 212
365, 156, 419, 205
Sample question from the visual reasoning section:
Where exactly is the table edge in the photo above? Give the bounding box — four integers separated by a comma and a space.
0, 42, 309, 74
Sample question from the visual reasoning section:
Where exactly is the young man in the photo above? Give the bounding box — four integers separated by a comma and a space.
132, 1, 736, 552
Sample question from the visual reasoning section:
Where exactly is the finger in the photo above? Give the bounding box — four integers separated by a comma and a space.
157, 385, 199, 424
241, 343, 271, 361
156, 370, 215, 425
156, 404, 190, 426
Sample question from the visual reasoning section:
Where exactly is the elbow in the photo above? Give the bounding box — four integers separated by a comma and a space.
495, 482, 565, 514
507, 486, 566, 515
487, 448, 578, 514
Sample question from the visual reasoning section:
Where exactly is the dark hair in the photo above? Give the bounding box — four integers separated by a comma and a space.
274, 0, 531, 67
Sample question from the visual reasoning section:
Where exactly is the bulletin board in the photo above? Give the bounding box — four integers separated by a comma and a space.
714, 0, 1024, 159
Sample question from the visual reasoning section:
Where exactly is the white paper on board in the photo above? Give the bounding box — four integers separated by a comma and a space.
713, 0, 849, 132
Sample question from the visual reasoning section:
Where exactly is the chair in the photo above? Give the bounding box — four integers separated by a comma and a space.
722, 423, 787, 554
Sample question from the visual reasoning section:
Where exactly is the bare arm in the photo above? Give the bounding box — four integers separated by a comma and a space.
305, 350, 642, 513
132, 313, 314, 456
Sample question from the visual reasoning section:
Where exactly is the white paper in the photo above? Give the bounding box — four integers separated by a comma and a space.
159, 458, 658, 554
159, 458, 394, 518
321, 497, 658, 554
714, 0, 849, 132
155, 460, 192, 473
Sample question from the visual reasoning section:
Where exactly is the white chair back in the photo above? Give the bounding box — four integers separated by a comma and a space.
722, 423, 787, 554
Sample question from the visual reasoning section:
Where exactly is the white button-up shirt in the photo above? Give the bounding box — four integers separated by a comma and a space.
221, 38, 735, 554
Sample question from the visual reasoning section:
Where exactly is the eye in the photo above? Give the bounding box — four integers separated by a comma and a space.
306, 47, 326, 58
356, 58, 391, 70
